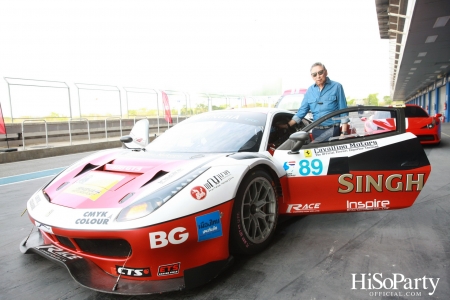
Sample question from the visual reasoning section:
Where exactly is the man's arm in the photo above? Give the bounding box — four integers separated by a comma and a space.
290, 96, 310, 126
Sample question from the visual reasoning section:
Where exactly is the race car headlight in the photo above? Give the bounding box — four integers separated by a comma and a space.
422, 121, 435, 129
116, 166, 210, 222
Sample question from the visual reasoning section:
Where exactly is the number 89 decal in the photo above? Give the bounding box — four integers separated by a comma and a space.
299, 159, 323, 176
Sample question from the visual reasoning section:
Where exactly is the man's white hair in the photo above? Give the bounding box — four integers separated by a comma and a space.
310, 62, 327, 71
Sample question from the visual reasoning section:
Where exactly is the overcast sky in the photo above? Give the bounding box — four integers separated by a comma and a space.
0, 0, 391, 117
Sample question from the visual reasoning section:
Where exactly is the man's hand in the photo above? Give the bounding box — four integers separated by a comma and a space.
278, 120, 296, 129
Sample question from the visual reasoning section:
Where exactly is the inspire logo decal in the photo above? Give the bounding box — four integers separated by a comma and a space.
195, 211, 223, 242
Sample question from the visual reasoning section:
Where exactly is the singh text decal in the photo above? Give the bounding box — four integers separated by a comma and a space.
338, 173, 425, 193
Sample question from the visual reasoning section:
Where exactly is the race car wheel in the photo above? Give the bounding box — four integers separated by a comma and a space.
229, 169, 278, 255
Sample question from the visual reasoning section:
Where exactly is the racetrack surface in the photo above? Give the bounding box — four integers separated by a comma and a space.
1, 135, 449, 300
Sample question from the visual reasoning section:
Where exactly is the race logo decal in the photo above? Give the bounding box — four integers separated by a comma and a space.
286, 203, 321, 213
64, 172, 124, 201
190, 186, 207, 200
75, 211, 113, 225
115, 266, 151, 277
35, 245, 82, 262
303, 149, 313, 158
35, 221, 53, 234
157, 262, 180, 276
203, 170, 233, 192
195, 210, 223, 242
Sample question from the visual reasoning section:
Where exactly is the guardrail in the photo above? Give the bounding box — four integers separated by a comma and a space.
105, 117, 122, 141
68, 118, 91, 145
22, 119, 48, 150
1, 116, 190, 149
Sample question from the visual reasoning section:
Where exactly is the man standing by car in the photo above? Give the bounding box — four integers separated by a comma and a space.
282, 62, 348, 140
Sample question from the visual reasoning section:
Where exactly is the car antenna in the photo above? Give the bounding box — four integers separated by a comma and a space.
112, 249, 132, 291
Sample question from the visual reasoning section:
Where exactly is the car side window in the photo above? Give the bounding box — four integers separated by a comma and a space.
268, 113, 297, 148
308, 109, 398, 144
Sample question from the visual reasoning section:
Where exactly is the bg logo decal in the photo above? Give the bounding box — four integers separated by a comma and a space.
149, 227, 189, 249
158, 262, 180, 276
195, 211, 223, 242
190, 186, 207, 200
116, 266, 151, 277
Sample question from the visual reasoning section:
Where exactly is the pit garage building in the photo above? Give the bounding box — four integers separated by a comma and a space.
376, 0, 450, 122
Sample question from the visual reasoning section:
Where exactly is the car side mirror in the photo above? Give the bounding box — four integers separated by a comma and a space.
435, 113, 442, 118
120, 136, 133, 143
289, 131, 310, 154
121, 119, 150, 149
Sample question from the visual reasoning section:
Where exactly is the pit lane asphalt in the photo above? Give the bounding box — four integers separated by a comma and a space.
1, 134, 449, 300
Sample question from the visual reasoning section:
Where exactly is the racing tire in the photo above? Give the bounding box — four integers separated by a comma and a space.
229, 169, 278, 256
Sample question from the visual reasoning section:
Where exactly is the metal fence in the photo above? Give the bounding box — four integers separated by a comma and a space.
1, 77, 279, 148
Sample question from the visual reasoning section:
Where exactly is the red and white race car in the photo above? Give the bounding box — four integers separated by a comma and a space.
20, 106, 431, 295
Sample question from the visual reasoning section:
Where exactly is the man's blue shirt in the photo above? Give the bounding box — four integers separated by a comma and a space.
292, 77, 348, 126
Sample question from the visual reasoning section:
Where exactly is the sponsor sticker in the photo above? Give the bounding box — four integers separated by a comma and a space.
286, 203, 321, 213
115, 266, 151, 277
203, 170, 233, 192
338, 173, 425, 193
283, 162, 296, 176
149, 227, 189, 249
195, 211, 223, 242
190, 186, 207, 200
314, 141, 378, 156
75, 211, 113, 225
157, 262, 180, 276
64, 173, 124, 201
35, 245, 82, 262
303, 149, 313, 158
35, 221, 53, 234
346, 199, 390, 211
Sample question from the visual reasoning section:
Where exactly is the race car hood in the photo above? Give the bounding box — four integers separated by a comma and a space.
44, 150, 223, 209
406, 117, 434, 129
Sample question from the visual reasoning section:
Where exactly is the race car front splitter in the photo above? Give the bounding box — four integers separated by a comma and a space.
20, 230, 233, 295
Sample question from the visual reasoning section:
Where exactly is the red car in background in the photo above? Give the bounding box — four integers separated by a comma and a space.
363, 104, 441, 145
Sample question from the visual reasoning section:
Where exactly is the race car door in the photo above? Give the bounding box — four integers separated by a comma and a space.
273, 106, 431, 215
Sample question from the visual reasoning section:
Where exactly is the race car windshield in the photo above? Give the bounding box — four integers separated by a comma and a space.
146, 111, 267, 153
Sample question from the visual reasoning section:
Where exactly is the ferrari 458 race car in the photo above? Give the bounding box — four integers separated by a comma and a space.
362, 104, 442, 145
20, 106, 431, 295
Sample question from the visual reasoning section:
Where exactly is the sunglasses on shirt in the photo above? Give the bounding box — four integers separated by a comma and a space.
311, 69, 325, 77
